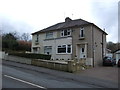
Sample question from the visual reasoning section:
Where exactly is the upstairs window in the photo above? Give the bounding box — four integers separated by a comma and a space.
35, 34, 39, 42
80, 27, 84, 37
46, 32, 53, 39
61, 29, 71, 37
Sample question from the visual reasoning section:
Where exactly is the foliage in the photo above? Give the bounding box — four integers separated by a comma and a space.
2, 32, 18, 50
17, 40, 31, 51
2, 32, 31, 52
20, 33, 30, 41
9, 52, 51, 60
107, 42, 120, 52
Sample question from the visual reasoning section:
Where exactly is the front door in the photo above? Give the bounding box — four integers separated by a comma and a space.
80, 48, 86, 58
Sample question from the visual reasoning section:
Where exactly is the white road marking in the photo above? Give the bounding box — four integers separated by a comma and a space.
4, 74, 46, 89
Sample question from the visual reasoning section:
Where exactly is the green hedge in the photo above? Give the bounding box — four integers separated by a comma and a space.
9, 53, 51, 60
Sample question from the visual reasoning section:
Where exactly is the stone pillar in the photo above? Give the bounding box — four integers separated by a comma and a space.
68, 60, 76, 73
84, 43, 87, 58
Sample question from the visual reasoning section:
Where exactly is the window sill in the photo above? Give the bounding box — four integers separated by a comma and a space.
60, 36, 71, 38
35, 42, 39, 45
44, 38, 55, 41
79, 37, 85, 40
56, 53, 72, 55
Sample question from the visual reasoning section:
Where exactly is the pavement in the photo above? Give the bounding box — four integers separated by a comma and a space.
2, 60, 119, 88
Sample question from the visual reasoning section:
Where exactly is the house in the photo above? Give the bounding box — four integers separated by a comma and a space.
113, 49, 120, 64
32, 17, 107, 66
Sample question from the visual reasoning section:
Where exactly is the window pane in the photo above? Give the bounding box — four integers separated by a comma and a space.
57, 45, 66, 53
81, 30, 84, 37
67, 29, 71, 36
80, 28, 84, 37
36, 34, 39, 42
62, 45, 66, 48
46, 32, 53, 39
82, 48, 84, 53
61, 31, 64, 36
58, 48, 66, 53
64, 30, 67, 36
44, 46, 52, 55
67, 45, 71, 53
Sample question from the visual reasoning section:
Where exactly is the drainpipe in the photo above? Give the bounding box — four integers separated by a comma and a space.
102, 32, 104, 61
92, 25, 94, 67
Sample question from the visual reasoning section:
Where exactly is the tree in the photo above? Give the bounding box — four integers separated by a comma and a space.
20, 33, 30, 41
2, 32, 18, 50
107, 42, 120, 52
17, 40, 31, 51
2, 31, 31, 52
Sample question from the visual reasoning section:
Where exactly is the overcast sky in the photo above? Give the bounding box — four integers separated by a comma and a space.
0, 0, 119, 43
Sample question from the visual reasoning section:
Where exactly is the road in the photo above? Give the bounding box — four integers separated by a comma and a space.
2, 64, 102, 88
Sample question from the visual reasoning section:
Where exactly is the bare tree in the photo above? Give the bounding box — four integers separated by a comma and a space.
21, 33, 30, 41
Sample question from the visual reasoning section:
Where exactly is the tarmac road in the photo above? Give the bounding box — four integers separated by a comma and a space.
2, 60, 118, 89
2, 65, 101, 88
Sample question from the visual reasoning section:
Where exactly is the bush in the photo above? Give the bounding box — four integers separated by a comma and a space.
9, 52, 51, 60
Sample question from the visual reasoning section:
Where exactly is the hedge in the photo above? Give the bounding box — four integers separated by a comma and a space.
9, 53, 51, 60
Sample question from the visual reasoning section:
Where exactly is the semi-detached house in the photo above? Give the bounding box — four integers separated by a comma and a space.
32, 17, 107, 66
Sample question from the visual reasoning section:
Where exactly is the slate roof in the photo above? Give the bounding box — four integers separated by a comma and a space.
32, 17, 107, 35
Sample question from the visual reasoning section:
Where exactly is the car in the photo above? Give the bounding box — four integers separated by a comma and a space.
113, 59, 116, 65
117, 59, 120, 67
103, 56, 115, 66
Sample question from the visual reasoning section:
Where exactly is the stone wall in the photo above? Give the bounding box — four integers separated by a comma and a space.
3, 55, 92, 73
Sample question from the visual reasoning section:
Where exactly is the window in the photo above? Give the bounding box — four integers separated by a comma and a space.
33, 47, 37, 53
80, 27, 84, 37
81, 48, 84, 53
58, 45, 66, 53
67, 45, 71, 53
61, 29, 71, 37
67, 29, 71, 36
57, 44, 72, 54
44, 46, 52, 55
35, 34, 39, 42
46, 32, 53, 39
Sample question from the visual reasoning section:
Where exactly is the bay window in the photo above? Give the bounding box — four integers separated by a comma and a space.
57, 44, 72, 54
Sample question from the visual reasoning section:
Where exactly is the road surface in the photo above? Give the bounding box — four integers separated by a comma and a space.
2, 64, 102, 88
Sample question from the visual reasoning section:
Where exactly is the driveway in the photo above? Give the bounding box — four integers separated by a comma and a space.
77, 66, 118, 83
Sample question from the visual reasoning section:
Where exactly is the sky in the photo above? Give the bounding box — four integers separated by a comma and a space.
0, 0, 119, 43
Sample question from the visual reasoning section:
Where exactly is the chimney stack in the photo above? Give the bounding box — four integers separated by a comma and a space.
65, 17, 72, 22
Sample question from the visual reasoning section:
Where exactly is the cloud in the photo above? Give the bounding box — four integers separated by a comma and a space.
90, 1, 118, 42
0, 0, 119, 43
0, 16, 33, 34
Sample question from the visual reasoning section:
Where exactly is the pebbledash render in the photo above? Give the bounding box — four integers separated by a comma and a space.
32, 17, 107, 66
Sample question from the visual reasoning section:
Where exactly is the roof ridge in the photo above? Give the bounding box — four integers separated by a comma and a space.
32, 18, 98, 35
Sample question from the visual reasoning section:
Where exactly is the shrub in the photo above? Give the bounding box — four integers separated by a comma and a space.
9, 52, 51, 60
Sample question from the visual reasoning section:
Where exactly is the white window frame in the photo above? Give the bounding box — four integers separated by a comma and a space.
60, 29, 71, 37
35, 34, 39, 42
56, 44, 72, 54
46, 32, 53, 39
80, 27, 84, 38
67, 29, 71, 36
44, 46, 52, 55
